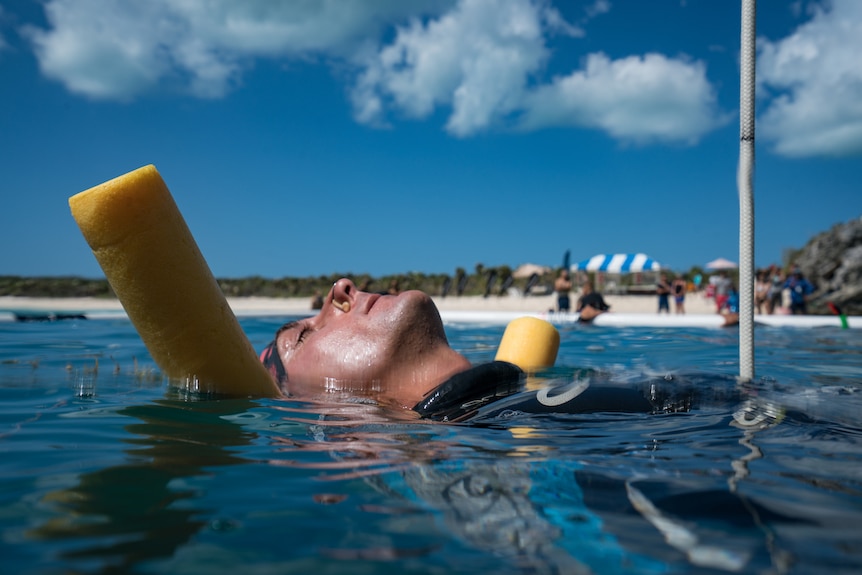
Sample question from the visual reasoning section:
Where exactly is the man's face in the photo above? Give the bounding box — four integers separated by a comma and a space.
267, 279, 470, 406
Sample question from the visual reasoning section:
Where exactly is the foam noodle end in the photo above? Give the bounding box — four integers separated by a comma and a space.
69, 165, 280, 398
495, 317, 559, 372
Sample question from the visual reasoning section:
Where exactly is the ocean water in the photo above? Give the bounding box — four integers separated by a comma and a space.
1, 314, 861, 574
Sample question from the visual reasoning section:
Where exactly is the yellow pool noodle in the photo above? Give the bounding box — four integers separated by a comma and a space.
69, 165, 280, 397
494, 316, 559, 372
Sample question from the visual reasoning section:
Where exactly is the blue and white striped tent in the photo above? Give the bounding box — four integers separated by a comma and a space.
572, 253, 661, 273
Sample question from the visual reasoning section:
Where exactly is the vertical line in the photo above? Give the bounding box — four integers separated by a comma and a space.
738, 0, 756, 382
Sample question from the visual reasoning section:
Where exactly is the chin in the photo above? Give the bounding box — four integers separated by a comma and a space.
393, 291, 447, 338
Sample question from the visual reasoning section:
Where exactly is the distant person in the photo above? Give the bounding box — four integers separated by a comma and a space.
388, 279, 400, 295
754, 270, 770, 314
671, 276, 687, 314
656, 274, 671, 314
554, 270, 573, 313
576, 282, 610, 323
720, 285, 740, 327
766, 265, 785, 314
713, 271, 733, 314
784, 267, 815, 315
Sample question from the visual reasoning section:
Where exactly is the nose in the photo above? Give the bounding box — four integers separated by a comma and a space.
331, 278, 356, 312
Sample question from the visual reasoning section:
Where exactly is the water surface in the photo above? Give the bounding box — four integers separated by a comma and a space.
1, 316, 861, 574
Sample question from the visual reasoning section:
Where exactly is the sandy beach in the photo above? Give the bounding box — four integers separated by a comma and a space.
0, 291, 718, 317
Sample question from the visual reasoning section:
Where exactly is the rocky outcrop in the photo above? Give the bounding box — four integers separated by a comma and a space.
792, 216, 862, 315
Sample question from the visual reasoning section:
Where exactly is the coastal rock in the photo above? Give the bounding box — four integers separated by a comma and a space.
792, 216, 862, 315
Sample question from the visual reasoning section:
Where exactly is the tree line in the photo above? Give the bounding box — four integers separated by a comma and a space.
1, 261, 725, 300
0, 265, 528, 299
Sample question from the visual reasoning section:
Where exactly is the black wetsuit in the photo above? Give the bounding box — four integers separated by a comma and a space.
413, 362, 743, 423
577, 292, 610, 312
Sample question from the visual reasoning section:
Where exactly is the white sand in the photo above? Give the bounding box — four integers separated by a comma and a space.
0, 291, 718, 316
432, 292, 717, 315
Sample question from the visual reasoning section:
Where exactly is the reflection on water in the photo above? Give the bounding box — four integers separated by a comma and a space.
27, 398, 257, 572
1, 317, 861, 574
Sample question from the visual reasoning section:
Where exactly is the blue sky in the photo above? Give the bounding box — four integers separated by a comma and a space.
1, 0, 860, 279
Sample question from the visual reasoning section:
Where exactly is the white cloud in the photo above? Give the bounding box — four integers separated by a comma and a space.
22, 0, 726, 145
517, 53, 727, 144
23, 2, 172, 99
352, 0, 552, 136
758, 0, 862, 157
23, 0, 450, 99
352, 0, 722, 143
0, 6, 9, 54
584, 0, 612, 19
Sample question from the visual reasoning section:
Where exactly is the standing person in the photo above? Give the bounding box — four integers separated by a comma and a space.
554, 269, 573, 313
766, 265, 784, 314
671, 276, 687, 314
754, 270, 770, 314
656, 274, 671, 314
713, 271, 732, 314
784, 267, 815, 315
720, 284, 740, 326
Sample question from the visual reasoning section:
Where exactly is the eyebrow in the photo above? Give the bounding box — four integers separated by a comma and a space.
276, 320, 302, 338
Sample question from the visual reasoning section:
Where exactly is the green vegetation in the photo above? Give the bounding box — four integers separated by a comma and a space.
0, 266, 534, 299
0, 276, 115, 298
0, 264, 717, 300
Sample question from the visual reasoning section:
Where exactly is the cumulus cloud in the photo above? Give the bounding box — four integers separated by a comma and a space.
23, 0, 449, 99
352, 0, 722, 142
351, 0, 554, 136
22, 0, 726, 144
758, 0, 862, 157
0, 5, 11, 54
517, 53, 727, 144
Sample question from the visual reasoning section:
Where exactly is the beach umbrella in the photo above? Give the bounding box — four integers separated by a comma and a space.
562, 250, 571, 271
512, 263, 551, 278
705, 257, 738, 270
572, 253, 661, 273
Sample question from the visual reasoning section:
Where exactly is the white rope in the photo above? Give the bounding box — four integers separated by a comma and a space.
738, 0, 756, 382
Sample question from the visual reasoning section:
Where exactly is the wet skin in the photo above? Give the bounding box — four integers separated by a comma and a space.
270, 279, 471, 409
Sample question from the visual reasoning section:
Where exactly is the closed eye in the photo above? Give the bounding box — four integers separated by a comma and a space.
296, 326, 312, 345
276, 320, 314, 352
276, 320, 301, 337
